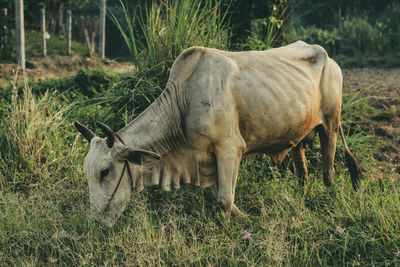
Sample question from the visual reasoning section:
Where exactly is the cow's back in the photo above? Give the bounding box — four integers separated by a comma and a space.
170, 42, 342, 156
228, 43, 323, 151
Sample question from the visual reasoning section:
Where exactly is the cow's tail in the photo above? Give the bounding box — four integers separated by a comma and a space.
339, 122, 362, 190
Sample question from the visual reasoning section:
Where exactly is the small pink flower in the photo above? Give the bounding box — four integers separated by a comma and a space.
243, 230, 251, 240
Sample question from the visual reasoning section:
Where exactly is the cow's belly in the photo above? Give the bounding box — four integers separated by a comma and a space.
233, 71, 321, 154
230, 54, 323, 153
238, 95, 321, 155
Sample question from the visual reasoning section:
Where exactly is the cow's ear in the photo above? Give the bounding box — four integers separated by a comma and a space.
120, 147, 161, 165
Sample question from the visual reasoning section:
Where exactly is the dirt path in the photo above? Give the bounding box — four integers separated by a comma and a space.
342, 68, 400, 175
0, 53, 134, 86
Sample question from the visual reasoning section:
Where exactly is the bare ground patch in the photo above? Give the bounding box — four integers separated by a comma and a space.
0, 53, 134, 86
342, 68, 400, 177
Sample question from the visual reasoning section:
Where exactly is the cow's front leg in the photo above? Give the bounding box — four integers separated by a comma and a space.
231, 203, 248, 217
212, 181, 247, 218
214, 141, 244, 219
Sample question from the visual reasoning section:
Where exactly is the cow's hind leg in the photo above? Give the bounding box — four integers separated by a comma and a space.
318, 120, 339, 186
214, 139, 246, 219
292, 130, 316, 193
292, 142, 309, 193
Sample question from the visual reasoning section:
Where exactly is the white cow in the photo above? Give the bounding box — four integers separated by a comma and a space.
75, 41, 361, 224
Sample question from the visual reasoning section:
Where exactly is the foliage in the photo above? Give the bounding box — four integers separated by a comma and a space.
32, 68, 117, 97
375, 2, 400, 54
0, 68, 118, 102
0, 66, 164, 134
288, 14, 399, 57
289, 0, 399, 57
245, 1, 288, 50
227, 0, 288, 46
287, 25, 342, 53
108, 0, 229, 73
293, 0, 397, 30
341, 17, 380, 56
108, 65, 165, 124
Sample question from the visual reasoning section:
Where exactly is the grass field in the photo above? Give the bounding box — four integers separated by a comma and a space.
0, 66, 399, 266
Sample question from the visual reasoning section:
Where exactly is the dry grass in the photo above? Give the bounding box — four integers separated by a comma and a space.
1, 71, 84, 191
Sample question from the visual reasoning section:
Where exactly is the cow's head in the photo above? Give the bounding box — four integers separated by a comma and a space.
74, 121, 161, 225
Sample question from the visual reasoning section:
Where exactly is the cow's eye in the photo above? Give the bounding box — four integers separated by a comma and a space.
100, 168, 110, 182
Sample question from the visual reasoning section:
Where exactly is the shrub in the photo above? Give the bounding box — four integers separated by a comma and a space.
376, 3, 400, 54
32, 68, 118, 98
341, 17, 380, 56
288, 15, 398, 57
287, 25, 341, 54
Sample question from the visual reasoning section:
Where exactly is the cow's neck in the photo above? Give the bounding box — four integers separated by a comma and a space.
118, 82, 187, 156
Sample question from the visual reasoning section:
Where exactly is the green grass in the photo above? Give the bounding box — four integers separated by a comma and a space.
1, 166, 399, 265
26, 30, 87, 56
0, 69, 399, 265
2, 30, 87, 61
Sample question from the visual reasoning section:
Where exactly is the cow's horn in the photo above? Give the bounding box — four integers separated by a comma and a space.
96, 121, 115, 148
74, 121, 95, 142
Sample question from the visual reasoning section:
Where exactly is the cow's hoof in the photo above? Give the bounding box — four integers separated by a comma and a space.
232, 204, 248, 218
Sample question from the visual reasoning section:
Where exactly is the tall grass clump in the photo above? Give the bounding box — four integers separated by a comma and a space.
109, 0, 229, 72
0, 74, 85, 191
